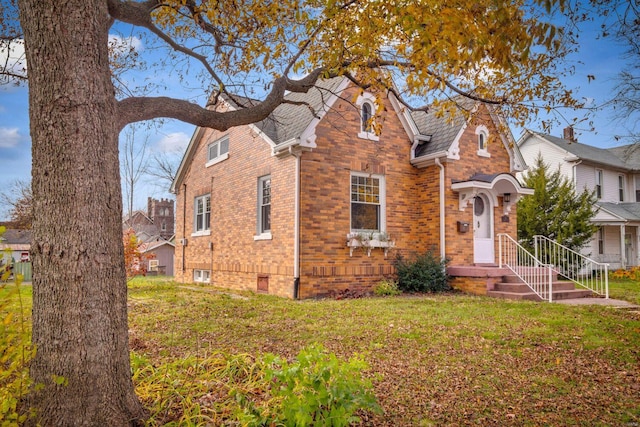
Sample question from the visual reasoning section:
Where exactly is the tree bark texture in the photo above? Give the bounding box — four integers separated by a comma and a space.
19, 0, 147, 425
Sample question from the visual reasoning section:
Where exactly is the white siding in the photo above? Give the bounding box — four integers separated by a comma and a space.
575, 164, 594, 193
518, 134, 573, 181
573, 163, 634, 202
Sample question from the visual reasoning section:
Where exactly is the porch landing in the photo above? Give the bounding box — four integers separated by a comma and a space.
447, 265, 595, 301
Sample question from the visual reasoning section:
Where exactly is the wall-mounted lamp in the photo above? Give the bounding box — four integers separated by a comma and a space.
504, 193, 511, 203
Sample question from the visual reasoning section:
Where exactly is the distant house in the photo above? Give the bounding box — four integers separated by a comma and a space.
123, 197, 175, 275
170, 77, 532, 298
518, 128, 640, 269
123, 197, 175, 241
0, 228, 31, 263
141, 239, 175, 276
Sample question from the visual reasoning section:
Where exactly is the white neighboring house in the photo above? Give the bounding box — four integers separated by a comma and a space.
518, 128, 640, 270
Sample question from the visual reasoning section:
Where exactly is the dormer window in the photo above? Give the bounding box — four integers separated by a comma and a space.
356, 92, 379, 141
476, 125, 490, 157
206, 135, 229, 167
361, 102, 373, 133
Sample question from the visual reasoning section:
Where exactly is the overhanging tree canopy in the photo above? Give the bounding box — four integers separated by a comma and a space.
0, 0, 608, 425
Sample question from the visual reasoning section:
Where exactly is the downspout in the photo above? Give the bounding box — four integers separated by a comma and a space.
289, 146, 301, 299
182, 183, 187, 273
571, 159, 582, 186
434, 158, 446, 260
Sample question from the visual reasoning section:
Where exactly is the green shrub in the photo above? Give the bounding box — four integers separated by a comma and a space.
373, 279, 401, 296
394, 251, 450, 293
232, 344, 381, 426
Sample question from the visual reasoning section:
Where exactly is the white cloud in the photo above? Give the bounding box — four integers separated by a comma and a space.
0, 127, 21, 148
155, 132, 190, 154
0, 39, 27, 79
108, 34, 144, 56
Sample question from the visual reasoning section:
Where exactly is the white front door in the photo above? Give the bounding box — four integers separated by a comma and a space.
473, 193, 494, 264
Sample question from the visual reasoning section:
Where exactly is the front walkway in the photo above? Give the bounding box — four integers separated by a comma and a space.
555, 298, 639, 309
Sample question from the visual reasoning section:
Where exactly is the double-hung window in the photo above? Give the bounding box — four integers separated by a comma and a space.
206, 135, 229, 167
597, 227, 604, 255
595, 169, 603, 199
350, 172, 385, 232
256, 175, 271, 237
618, 175, 625, 202
194, 194, 211, 235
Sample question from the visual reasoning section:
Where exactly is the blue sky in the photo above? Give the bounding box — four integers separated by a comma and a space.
0, 10, 633, 220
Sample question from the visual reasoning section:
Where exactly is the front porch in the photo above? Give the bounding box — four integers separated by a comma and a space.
448, 265, 594, 301
447, 234, 610, 302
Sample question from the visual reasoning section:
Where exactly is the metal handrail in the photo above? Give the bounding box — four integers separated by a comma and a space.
498, 234, 554, 302
533, 235, 609, 298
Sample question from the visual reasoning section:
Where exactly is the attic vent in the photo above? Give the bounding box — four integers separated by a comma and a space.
563, 126, 576, 143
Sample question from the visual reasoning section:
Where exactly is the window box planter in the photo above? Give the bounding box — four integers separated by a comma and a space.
346, 232, 395, 257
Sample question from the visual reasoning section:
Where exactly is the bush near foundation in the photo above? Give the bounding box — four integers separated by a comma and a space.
394, 251, 450, 293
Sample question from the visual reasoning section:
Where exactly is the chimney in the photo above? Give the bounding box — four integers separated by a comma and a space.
563, 126, 576, 143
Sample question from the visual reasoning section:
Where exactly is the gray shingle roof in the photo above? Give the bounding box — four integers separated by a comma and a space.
607, 144, 640, 167
0, 229, 31, 244
230, 77, 346, 144
597, 202, 640, 221
528, 131, 633, 170
411, 109, 466, 157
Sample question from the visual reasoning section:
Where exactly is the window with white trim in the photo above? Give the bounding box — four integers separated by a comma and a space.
361, 102, 373, 133
206, 135, 229, 166
618, 174, 625, 202
194, 194, 211, 234
635, 175, 640, 202
595, 169, 603, 199
356, 93, 379, 141
148, 259, 159, 272
476, 125, 490, 157
193, 269, 210, 283
350, 172, 385, 232
597, 227, 604, 255
257, 175, 271, 235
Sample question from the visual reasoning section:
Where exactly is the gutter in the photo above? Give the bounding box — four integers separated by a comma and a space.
411, 150, 449, 168
434, 158, 446, 260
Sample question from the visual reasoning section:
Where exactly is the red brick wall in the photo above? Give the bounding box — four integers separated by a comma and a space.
442, 107, 518, 266
297, 86, 439, 298
173, 122, 297, 297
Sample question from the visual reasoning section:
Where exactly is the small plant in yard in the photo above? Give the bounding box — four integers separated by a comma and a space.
0, 228, 35, 426
232, 344, 381, 426
394, 251, 450, 293
133, 343, 380, 426
373, 278, 401, 296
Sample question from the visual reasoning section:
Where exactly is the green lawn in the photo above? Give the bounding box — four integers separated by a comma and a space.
3, 277, 640, 426
609, 277, 640, 305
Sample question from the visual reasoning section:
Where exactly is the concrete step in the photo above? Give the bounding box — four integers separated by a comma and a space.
487, 290, 542, 301
488, 287, 593, 301
502, 272, 560, 283
494, 281, 576, 293
550, 288, 594, 300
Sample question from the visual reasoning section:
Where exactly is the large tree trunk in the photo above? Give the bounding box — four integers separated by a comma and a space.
19, 0, 147, 425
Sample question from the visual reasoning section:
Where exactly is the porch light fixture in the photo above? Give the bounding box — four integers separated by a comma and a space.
503, 193, 511, 203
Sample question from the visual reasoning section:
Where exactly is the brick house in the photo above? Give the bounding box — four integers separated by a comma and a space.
171, 77, 532, 298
